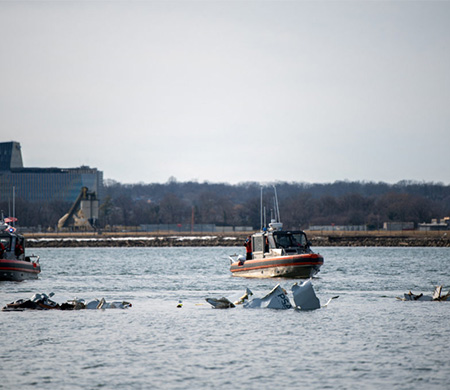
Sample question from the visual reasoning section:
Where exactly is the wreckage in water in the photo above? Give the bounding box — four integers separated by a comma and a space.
205, 279, 337, 310
2, 292, 132, 311
397, 285, 450, 301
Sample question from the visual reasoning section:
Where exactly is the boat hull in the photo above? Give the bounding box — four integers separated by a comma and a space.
0, 259, 41, 281
230, 253, 323, 279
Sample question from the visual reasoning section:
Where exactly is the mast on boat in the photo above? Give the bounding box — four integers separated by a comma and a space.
259, 186, 283, 232
273, 185, 280, 223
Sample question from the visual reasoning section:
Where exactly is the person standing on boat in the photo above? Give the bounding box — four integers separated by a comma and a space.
244, 236, 252, 260
15, 239, 24, 259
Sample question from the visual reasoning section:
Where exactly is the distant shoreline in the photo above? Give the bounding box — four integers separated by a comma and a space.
24, 230, 450, 248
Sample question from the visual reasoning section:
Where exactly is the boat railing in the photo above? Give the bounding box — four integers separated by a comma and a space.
25, 255, 40, 263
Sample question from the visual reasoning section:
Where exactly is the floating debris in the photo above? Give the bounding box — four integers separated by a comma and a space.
234, 287, 253, 305
292, 279, 320, 310
205, 287, 253, 309
2, 292, 132, 311
205, 297, 235, 309
244, 284, 292, 309
397, 285, 450, 301
321, 296, 340, 308
205, 280, 336, 311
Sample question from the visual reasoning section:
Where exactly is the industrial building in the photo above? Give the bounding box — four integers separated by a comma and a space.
0, 141, 103, 203
418, 218, 450, 231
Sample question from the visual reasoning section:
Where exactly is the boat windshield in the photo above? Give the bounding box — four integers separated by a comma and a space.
273, 231, 307, 249
0, 237, 11, 250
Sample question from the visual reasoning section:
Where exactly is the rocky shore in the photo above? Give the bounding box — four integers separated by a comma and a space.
25, 235, 240, 248
24, 231, 450, 248
311, 234, 450, 247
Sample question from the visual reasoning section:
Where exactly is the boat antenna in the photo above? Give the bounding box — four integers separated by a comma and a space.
260, 186, 263, 230
13, 186, 15, 227
263, 206, 267, 229
273, 185, 280, 223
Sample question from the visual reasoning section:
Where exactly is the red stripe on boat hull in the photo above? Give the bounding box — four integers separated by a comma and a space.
230, 254, 323, 279
0, 260, 41, 281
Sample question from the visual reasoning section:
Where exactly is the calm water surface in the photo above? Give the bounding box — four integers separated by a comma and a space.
1, 246, 450, 389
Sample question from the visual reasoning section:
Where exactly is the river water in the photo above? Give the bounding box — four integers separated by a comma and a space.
1, 246, 449, 389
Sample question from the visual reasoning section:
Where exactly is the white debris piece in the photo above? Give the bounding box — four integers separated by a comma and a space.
244, 284, 292, 310
96, 298, 132, 309
291, 279, 321, 311
85, 299, 102, 309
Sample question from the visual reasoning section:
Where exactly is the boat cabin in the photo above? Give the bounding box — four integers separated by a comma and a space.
250, 230, 311, 260
0, 228, 25, 261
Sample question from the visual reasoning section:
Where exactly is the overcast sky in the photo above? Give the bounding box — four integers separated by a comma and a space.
1, 1, 449, 185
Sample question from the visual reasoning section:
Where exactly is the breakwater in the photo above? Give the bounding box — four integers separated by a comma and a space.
25, 235, 240, 248
24, 232, 450, 248
312, 235, 450, 247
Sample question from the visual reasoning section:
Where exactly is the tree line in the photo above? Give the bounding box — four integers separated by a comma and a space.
3, 179, 448, 231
